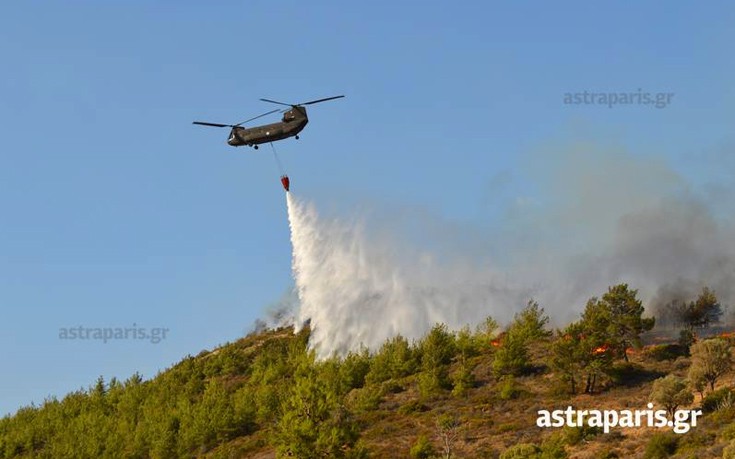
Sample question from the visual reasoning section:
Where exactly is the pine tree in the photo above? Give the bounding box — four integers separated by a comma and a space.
418, 324, 456, 397
275, 354, 365, 458
588, 284, 654, 361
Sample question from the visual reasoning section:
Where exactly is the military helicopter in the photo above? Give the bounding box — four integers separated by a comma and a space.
192, 95, 344, 149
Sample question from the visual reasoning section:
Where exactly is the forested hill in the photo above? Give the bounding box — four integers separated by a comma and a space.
2, 284, 735, 458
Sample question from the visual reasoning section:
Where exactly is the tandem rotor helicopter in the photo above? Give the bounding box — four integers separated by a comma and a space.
192, 95, 345, 149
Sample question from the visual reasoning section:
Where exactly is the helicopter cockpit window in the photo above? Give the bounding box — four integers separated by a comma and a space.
282, 111, 296, 122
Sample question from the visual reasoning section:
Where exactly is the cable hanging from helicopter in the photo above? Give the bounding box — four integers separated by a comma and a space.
269, 142, 290, 192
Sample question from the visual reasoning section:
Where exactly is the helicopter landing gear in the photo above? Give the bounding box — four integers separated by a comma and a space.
295, 135, 300, 140
253, 145, 259, 150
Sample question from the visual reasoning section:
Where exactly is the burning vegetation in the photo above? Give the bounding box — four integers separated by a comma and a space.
592, 344, 610, 355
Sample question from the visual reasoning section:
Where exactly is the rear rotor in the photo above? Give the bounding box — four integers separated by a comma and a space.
192, 108, 280, 129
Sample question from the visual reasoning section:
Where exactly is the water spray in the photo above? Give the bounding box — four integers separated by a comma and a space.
284, 192, 526, 359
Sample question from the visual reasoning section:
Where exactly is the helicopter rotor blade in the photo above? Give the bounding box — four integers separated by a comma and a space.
299, 95, 345, 106
234, 109, 280, 126
260, 98, 293, 107
260, 95, 345, 107
192, 121, 231, 128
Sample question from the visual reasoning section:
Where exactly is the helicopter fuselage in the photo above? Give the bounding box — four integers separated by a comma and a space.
227, 107, 308, 147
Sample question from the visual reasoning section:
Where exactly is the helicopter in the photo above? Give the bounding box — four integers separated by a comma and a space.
192, 95, 344, 149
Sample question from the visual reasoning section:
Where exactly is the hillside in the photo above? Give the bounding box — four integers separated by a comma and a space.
2, 290, 735, 458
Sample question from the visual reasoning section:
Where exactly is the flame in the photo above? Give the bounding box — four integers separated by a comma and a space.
592, 344, 609, 355
719, 331, 735, 339
626, 347, 637, 355
490, 340, 501, 347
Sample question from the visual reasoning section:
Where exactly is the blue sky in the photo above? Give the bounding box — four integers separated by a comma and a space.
1, 1, 733, 415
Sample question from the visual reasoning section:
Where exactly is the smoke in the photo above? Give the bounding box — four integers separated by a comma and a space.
500, 142, 735, 325
611, 197, 735, 319
249, 288, 299, 335
283, 141, 735, 358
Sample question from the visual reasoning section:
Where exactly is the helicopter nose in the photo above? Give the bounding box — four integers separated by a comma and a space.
227, 131, 237, 146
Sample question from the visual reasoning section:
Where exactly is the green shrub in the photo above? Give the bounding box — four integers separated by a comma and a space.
644, 344, 687, 361
398, 399, 428, 415
409, 435, 436, 459
561, 424, 602, 446
497, 376, 521, 400
676, 430, 715, 452
347, 385, 383, 413
701, 387, 735, 413
499, 443, 541, 459
720, 422, 735, 441
724, 439, 735, 459
597, 449, 619, 459
547, 377, 573, 398
381, 379, 404, 394
710, 404, 735, 424
497, 423, 520, 433
643, 433, 678, 459
538, 432, 567, 458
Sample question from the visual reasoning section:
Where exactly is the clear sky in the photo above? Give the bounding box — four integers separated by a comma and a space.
1, 1, 733, 415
